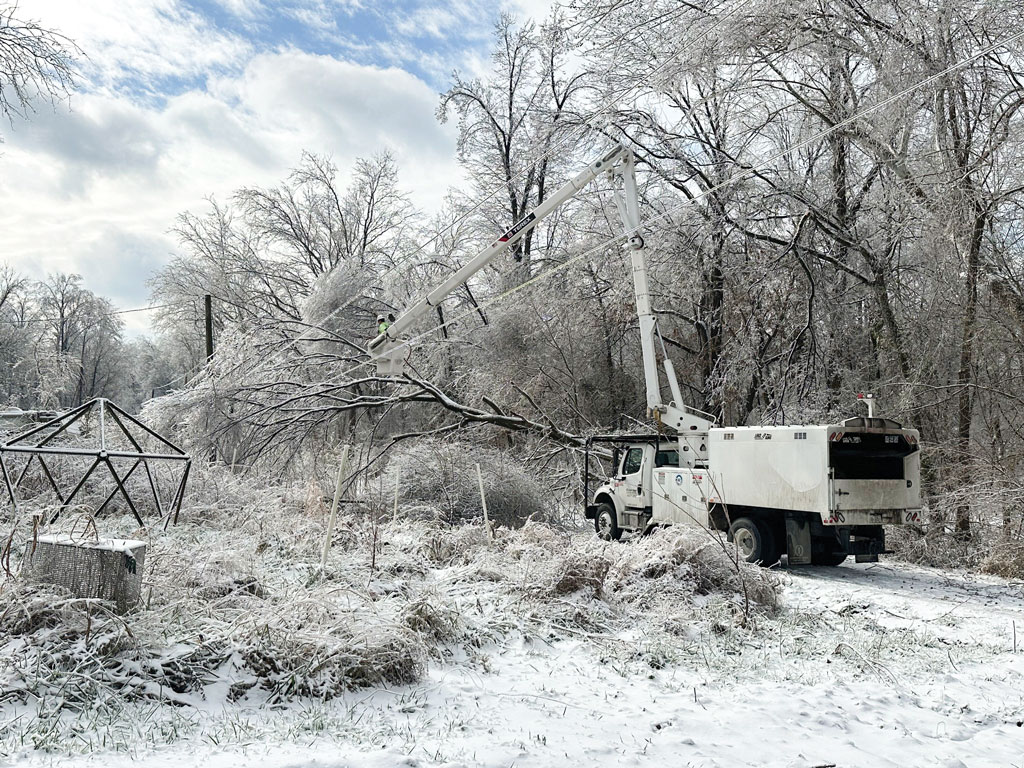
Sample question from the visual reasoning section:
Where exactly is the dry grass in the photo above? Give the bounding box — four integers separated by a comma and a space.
0, 465, 782, 755
980, 539, 1024, 578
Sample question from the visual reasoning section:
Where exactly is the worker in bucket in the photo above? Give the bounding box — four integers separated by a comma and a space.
377, 315, 390, 335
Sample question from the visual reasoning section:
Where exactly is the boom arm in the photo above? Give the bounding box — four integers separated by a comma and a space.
613, 151, 713, 465
366, 145, 713, 462
368, 144, 629, 374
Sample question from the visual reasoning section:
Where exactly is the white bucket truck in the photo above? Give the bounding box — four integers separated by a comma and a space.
584, 408, 922, 565
368, 146, 923, 565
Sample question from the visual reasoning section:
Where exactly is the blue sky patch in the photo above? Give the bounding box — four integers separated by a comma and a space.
0, 0, 551, 332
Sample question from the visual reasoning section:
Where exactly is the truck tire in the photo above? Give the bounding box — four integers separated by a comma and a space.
728, 517, 773, 564
595, 502, 622, 541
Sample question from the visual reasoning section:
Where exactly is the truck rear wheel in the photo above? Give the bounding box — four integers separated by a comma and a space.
595, 503, 622, 541
728, 517, 775, 564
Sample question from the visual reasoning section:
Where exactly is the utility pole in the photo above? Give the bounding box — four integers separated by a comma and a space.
204, 294, 214, 361
204, 294, 217, 463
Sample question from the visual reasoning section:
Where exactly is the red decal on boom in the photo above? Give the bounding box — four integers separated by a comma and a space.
498, 212, 536, 243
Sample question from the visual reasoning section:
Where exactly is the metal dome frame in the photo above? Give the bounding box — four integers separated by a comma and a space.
0, 398, 191, 527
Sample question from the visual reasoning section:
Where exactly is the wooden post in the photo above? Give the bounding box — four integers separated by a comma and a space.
475, 462, 491, 539
320, 445, 350, 569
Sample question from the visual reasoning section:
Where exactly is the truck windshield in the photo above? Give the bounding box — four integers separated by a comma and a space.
830, 433, 916, 480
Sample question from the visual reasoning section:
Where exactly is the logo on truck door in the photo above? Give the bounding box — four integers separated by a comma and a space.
675, 474, 683, 485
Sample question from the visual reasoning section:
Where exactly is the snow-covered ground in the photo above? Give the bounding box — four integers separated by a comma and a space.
6, 559, 1023, 768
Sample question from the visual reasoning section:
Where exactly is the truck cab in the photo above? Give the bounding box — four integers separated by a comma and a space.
584, 434, 705, 540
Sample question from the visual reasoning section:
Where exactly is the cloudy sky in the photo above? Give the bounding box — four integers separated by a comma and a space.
1, 0, 553, 334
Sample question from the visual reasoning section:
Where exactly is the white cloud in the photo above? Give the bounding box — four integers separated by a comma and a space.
11, 95, 165, 194
209, 0, 264, 20
216, 52, 447, 153
393, 6, 461, 39
0, 49, 462, 335
24, 0, 251, 94
505, 0, 558, 23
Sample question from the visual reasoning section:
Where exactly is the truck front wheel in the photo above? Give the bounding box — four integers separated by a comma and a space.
595, 503, 622, 541
728, 518, 776, 564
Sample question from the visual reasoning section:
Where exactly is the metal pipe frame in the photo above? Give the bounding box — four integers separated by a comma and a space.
1, 397, 192, 527
2, 445, 189, 461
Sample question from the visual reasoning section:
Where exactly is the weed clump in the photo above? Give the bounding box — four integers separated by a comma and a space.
235, 625, 422, 698
607, 528, 780, 614
551, 551, 612, 597
980, 539, 1024, 578
385, 438, 549, 527
402, 597, 462, 642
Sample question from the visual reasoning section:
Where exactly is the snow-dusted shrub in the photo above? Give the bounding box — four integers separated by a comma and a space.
419, 520, 492, 565
980, 539, 1024, 578
235, 624, 423, 698
607, 528, 780, 614
0, 582, 135, 646
387, 438, 548, 528
550, 551, 612, 596
507, 520, 564, 548
886, 523, 986, 570
401, 596, 462, 642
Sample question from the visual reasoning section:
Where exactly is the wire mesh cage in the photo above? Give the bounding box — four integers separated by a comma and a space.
22, 534, 146, 614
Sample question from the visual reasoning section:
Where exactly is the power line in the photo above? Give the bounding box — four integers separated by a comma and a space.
172, 0, 757, 397
1, 301, 186, 326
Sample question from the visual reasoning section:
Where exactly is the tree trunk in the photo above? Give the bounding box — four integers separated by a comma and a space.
954, 206, 985, 537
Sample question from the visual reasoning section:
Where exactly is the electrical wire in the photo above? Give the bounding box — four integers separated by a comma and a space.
312, 25, 1024, 387
0, 301, 188, 326
167, 0, 757, 396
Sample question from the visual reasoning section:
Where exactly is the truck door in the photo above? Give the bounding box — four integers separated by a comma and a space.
619, 446, 651, 510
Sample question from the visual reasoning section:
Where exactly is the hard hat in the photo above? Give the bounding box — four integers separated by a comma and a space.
376, 315, 384, 322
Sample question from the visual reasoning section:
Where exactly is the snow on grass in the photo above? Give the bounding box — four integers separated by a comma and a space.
0, 466, 778, 760
4, 467, 1023, 765
6, 564, 1023, 767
